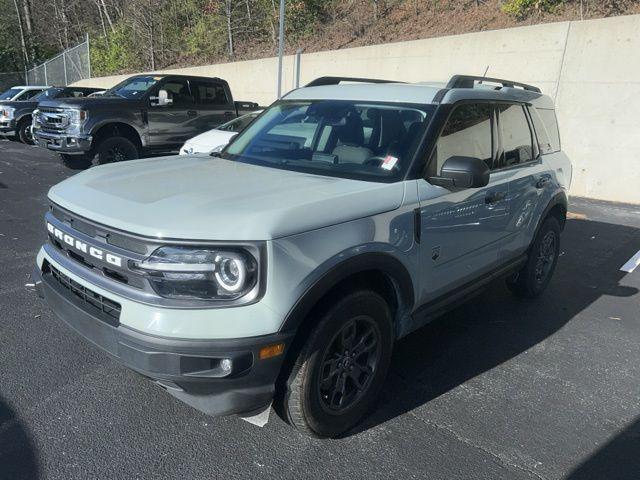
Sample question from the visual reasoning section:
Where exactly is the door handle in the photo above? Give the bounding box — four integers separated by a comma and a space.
485, 191, 507, 204
187, 110, 198, 118
536, 175, 552, 189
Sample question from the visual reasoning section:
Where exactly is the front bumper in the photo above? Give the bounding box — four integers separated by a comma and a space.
34, 130, 92, 154
0, 119, 15, 135
33, 264, 292, 416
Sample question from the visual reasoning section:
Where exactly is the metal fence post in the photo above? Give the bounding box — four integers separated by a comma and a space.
295, 49, 303, 89
86, 33, 91, 79
44, 61, 48, 85
63, 52, 68, 85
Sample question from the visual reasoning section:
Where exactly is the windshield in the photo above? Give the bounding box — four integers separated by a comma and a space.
33, 87, 63, 101
106, 75, 160, 99
221, 101, 435, 182
217, 112, 260, 132
0, 88, 22, 100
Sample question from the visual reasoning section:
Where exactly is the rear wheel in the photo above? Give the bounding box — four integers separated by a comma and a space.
17, 117, 34, 145
281, 290, 393, 438
61, 154, 92, 170
94, 136, 139, 165
507, 216, 561, 298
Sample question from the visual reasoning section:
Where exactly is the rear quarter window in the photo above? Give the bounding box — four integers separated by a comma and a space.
534, 108, 561, 153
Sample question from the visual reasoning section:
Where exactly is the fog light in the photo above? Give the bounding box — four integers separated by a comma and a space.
220, 358, 233, 373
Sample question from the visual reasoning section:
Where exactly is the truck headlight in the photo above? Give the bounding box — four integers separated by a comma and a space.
68, 109, 88, 125
134, 246, 258, 300
1, 106, 15, 120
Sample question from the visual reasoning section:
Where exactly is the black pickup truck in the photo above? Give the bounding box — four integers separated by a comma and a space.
1, 86, 102, 144
32, 74, 260, 168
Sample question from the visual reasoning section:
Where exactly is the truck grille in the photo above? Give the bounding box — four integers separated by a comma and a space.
44, 261, 121, 325
36, 107, 69, 133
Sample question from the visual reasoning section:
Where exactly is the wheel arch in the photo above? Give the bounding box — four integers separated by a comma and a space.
279, 252, 415, 337
274, 252, 414, 406
539, 190, 568, 234
92, 122, 143, 151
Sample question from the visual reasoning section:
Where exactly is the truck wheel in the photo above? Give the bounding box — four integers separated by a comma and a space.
507, 216, 561, 298
61, 154, 92, 170
95, 136, 139, 165
281, 290, 393, 438
17, 118, 34, 145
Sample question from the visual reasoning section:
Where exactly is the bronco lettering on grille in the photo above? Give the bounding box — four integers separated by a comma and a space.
47, 222, 123, 267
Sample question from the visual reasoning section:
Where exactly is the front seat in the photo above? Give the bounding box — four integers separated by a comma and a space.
331, 110, 372, 164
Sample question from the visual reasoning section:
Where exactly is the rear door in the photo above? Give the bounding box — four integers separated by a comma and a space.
417, 102, 512, 303
147, 77, 197, 147
497, 103, 556, 259
190, 78, 235, 132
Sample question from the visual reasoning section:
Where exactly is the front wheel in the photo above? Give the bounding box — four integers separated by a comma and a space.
281, 290, 393, 438
507, 216, 561, 298
61, 154, 92, 170
17, 118, 34, 145
94, 136, 139, 165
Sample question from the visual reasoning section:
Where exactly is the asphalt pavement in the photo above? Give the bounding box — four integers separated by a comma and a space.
1, 139, 639, 480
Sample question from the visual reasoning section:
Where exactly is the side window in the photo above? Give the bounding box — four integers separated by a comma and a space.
528, 107, 554, 155
435, 103, 493, 174
499, 104, 534, 167
19, 89, 41, 100
192, 80, 229, 106
161, 79, 194, 107
536, 108, 561, 153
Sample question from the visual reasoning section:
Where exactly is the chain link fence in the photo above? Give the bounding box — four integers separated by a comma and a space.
0, 72, 25, 91
26, 35, 91, 86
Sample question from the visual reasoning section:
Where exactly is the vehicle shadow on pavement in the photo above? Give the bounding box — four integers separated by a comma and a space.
565, 415, 640, 480
0, 396, 39, 479
349, 218, 639, 448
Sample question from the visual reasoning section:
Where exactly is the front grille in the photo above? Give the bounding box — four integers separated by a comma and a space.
37, 107, 69, 132
44, 261, 121, 325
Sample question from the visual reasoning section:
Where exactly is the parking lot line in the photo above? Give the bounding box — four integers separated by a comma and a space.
620, 249, 640, 273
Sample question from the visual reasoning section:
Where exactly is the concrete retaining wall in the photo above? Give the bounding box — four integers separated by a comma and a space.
77, 14, 640, 204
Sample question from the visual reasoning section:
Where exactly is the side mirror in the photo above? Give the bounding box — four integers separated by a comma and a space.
428, 156, 490, 189
150, 89, 173, 107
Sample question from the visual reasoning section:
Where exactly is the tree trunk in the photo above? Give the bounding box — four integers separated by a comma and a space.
226, 0, 234, 56
99, 0, 115, 33
12, 0, 29, 67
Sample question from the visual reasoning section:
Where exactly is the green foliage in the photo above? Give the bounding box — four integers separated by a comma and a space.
91, 25, 139, 76
501, 0, 565, 19
185, 14, 228, 58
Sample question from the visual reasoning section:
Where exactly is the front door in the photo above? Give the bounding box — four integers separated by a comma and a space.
147, 78, 197, 148
417, 102, 511, 305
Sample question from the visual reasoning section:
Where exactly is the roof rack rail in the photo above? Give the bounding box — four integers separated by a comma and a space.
305, 76, 404, 87
446, 75, 541, 93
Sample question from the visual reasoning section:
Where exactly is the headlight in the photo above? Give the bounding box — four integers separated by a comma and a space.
1, 107, 15, 120
180, 145, 194, 155
133, 246, 258, 300
67, 109, 88, 125
32, 109, 40, 128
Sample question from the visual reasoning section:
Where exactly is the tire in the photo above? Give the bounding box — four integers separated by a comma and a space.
507, 216, 561, 298
17, 118, 34, 145
94, 136, 139, 165
61, 154, 92, 170
281, 290, 394, 438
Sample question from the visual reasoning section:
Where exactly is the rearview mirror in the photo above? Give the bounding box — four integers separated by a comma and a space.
150, 89, 173, 107
428, 156, 490, 189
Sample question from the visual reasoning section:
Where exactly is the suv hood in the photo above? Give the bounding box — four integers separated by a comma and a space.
48, 156, 405, 240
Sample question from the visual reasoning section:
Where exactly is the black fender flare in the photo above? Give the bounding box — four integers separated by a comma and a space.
534, 190, 568, 241
279, 252, 415, 335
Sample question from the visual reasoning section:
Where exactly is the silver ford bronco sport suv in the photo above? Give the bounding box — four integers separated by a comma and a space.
34, 75, 571, 438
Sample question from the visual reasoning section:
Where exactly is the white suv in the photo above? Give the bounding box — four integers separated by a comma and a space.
34, 75, 571, 437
